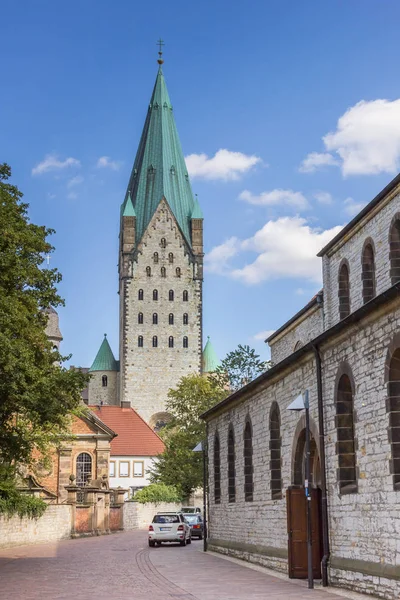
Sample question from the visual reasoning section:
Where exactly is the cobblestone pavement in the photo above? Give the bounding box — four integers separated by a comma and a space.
0, 532, 355, 600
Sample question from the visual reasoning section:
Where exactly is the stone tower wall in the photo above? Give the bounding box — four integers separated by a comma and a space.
88, 371, 118, 406
120, 200, 202, 424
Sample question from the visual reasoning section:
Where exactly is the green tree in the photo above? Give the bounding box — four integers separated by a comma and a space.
0, 164, 88, 511
149, 374, 225, 498
210, 344, 270, 392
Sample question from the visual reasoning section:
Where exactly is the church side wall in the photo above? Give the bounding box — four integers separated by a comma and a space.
269, 306, 323, 365
121, 202, 202, 424
323, 190, 400, 329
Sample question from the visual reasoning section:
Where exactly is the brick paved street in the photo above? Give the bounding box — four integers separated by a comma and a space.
0, 532, 355, 600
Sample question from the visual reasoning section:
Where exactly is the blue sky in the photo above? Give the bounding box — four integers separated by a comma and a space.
2, 1, 400, 367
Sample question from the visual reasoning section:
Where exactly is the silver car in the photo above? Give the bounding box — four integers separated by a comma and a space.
148, 512, 191, 547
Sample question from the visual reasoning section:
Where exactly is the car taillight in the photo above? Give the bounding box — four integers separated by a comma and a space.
149, 525, 154, 531
193, 524, 200, 529
177, 525, 184, 531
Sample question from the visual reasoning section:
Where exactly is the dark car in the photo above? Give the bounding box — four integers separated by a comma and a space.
184, 514, 204, 539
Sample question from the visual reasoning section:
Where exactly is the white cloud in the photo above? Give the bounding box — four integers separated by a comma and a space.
253, 329, 275, 341
67, 175, 84, 188
298, 152, 338, 173
300, 99, 400, 176
96, 156, 121, 171
239, 189, 309, 210
67, 192, 78, 200
185, 149, 262, 181
295, 288, 306, 295
207, 217, 343, 285
313, 191, 333, 204
32, 154, 80, 175
343, 197, 367, 217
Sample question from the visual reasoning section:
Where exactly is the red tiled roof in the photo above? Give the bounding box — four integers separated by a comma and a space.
89, 406, 165, 457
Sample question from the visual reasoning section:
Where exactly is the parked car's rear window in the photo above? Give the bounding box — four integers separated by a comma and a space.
152, 515, 180, 523
184, 515, 199, 524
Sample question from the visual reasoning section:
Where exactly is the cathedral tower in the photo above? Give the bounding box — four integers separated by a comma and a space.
119, 59, 203, 426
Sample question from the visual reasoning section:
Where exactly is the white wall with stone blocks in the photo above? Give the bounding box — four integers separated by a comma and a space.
0, 505, 71, 549
123, 501, 183, 530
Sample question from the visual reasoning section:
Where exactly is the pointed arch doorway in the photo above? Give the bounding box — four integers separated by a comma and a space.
287, 418, 323, 579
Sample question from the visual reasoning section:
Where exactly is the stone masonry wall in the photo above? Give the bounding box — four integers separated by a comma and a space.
88, 370, 118, 406
123, 501, 182, 530
120, 201, 202, 424
269, 305, 323, 365
0, 505, 71, 549
322, 189, 400, 329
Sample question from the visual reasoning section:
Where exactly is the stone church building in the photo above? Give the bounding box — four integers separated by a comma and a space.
202, 174, 400, 599
84, 57, 219, 428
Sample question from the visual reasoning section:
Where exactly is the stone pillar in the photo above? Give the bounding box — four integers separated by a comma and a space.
58, 447, 72, 503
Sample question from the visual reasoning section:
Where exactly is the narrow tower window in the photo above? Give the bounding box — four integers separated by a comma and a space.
338, 262, 350, 319
362, 242, 375, 303
389, 218, 400, 285
138, 289, 144, 301
161, 238, 167, 248
169, 313, 174, 325
161, 267, 166, 278
183, 336, 188, 348
183, 313, 188, 325
168, 252, 174, 264
183, 290, 189, 302
270, 403, 282, 500
152, 336, 158, 348
153, 313, 158, 325
138, 312, 143, 324
102, 375, 108, 388
153, 289, 158, 301
228, 426, 235, 503
336, 371, 357, 494
153, 252, 159, 263
169, 290, 174, 301
169, 336, 174, 348
146, 266, 151, 277
138, 336, 143, 348
214, 434, 221, 504
244, 419, 253, 501
176, 267, 181, 278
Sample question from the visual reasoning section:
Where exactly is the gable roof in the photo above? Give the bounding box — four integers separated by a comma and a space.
90, 334, 118, 372
121, 66, 197, 247
89, 405, 165, 456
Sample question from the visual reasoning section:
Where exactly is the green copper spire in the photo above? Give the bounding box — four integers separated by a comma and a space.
191, 195, 203, 219
123, 192, 136, 217
90, 334, 118, 372
202, 336, 220, 373
122, 66, 196, 246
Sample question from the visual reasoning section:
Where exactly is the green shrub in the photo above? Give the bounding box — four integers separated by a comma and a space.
133, 483, 183, 504
0, 476, 47, 519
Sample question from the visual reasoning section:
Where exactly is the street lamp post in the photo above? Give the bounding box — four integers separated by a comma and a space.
287, 390, 314, 590
193, 440, 207, 552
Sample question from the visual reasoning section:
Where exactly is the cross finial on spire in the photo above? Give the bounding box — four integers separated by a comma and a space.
157, 38, 165, 65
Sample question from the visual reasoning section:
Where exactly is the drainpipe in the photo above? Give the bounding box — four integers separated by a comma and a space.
312, 344, 330, 587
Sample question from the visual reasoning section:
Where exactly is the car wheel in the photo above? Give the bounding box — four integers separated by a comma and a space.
180, 537, 187, 546
156, 541, 162, 546
187, 536, 191, 545
148, 540, 155, 547
198, 534, 203, 540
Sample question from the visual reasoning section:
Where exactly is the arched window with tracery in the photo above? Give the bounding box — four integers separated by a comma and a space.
176, 267, 181, 278
183, 336, 188, 348
338, 262, 350, 319
387, 346, 400, 489
76, 453, 92, 487
161, 238, 167, 248
214, 434, 221, 504
183, 313, 188, 325
169, 253, 174, 264
153, 252, 159, 263
169, 336, 174, 348
153, 289, 158, 301
102, 375, 108, 388
389, 218, 400, 285
169, 313, 174, 325
228, 426, 235, 503
336, 369, 357, 494
362, 241, 375, 303
138, 312, 143, 324
153, 313, 158, 325
270, 403, 282, 500
146, 266, 151, 277
183, 290, 188, 302
152, 336, 158, 348
161, 267, 166, 278
138, 289, 144, 301
138, 336, 143, 348
169, 290, 174, 301
244, 419, 253, 501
